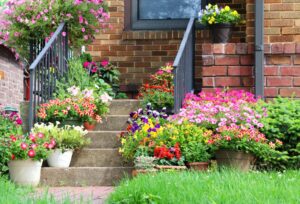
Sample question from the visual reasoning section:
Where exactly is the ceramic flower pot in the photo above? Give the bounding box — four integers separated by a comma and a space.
215, 150, 255, 171
47, 149, 74, 168
83, 121, 96, 131
209, 23, 233, 43
187, 162, 209, 171
8, 159, 43, 186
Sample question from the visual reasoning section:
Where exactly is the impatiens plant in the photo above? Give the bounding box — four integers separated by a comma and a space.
4, 133, 54, 161
0, 109, 23, 137
0, 0, 109, 59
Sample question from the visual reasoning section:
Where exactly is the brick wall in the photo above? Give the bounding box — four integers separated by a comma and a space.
0, 46, 23, 110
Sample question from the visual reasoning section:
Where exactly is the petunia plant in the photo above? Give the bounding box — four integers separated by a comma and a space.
0, 0, 109, 60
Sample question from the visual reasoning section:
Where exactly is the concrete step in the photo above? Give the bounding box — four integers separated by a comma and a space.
86, 131, 121, 149
41, 167, 133, 186
70, 149, 131, 167
96, 115, 128, 131
109, 99, 140, 115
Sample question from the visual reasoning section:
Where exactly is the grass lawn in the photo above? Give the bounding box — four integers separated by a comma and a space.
0, 176, 75, 204
107, 170, 300, 204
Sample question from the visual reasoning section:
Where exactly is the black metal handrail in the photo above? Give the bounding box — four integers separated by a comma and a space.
173, 17, 196, 113
28, 22, 69, 129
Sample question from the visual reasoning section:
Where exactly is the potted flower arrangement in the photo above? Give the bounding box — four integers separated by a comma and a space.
183, 141, 211, 171
139, 64, 174, 112
209, 125, 282, 171
132, 147, 157, 176
198, 4, 241, 43
4, 133, 54, 186
31, 122, 90, 168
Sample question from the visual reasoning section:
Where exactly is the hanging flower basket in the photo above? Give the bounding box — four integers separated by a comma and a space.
209, 23, 233, 43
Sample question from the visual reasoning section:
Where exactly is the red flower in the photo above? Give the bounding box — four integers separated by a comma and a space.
11, 154, 15, 160
10, 135, 16, 142
37, 132, 44, 138
28, 149, 36, 158
29, 133, 36, 142
83, 61, 90, 68
20, 142, 28, 150
31, 144, 38, 149
43, 142, 49, 148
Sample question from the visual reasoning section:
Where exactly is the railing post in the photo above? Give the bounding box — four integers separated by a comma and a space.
28, 69, 34, 130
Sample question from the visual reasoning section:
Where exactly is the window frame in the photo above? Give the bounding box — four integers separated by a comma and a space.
125, 0, 208, 30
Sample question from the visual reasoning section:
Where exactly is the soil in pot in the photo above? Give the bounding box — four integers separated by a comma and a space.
210, 23, 233, 43
47, 149, 74, 168
83, 121, 96, 131
187, 162, 209, 171
8, 159, 43, 186
215, 150, 254, 171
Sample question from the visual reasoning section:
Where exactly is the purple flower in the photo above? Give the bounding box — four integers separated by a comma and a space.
162, 114, 168, 119
155, 124, 160, 129
129, 111, 137, 118
152, 111, 159, 118
146, 103, 151, 110
161, 107, 167, 113
147, 110, 152, 116
137, 108, 143, 115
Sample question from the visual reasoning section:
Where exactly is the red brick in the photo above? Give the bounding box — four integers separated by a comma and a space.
264, 87, 278, 97
264, 66, 279, 76
266, 56, 291, 65
264, 44, 271, 54
203, 77, 214, 86
267, 77, 293, 87
225, 44, 236, 54
281, 66, 300, 76
215, 77, 241, 86
215, 56, 240, 65
271, 44, 283, 54
202, 66, 227, 76
213, 44, 225, 54
294, 56, 300, 65
294, 77, 300, 86
236, 43, 248, 54
284, 43, 296, 54
296, 43, 300, 53
202, 44, 213, 54
241, 77, 254, 86
202, 56, 214, 66
228, 66, 253, 76
240, 55, 254, 65
279, 88, 300, 97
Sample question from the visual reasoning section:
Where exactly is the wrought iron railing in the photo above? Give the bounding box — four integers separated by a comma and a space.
173, 17, 196, 113
28, 22, 69, 129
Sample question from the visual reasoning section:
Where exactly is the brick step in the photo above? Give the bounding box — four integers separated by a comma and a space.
109, 99, 140, 115
86, 131, 121, 149
70, 149, 132, 167
96, 115, 128, 131
41, 167, 133, 186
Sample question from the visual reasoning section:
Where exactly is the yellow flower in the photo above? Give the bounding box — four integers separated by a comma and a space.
225, 6, 230, 12
171, 136, 177, 140
232, 10, 239, 16
150, 132, 158, 138
213, 12, 216, 16
118, 148, 124, 153
208, 4, 212, 9
208, 16, 215, 24
121, 138, 126, 144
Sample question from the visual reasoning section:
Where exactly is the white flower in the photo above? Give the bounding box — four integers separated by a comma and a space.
100, 92, 112, 104
82, 89, 94, 98
67, 86, 80, 96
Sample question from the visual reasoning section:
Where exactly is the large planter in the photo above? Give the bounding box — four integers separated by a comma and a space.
8, 159, 43, 186
215, 150, 254, 171
209, 23, 233, 43
83, 121, 96, 131
186, 162, 209, 171
47, 149, 74, 168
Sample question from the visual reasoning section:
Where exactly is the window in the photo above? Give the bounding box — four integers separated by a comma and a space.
125, 0, 207, 30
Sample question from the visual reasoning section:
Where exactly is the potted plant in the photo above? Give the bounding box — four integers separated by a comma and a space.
4, 133, 54, 186
210, 125, 282, 171
199, 4, 241, 43
133, 156, 157, 176
183, 142, 211, 171
32, 122, 90, 168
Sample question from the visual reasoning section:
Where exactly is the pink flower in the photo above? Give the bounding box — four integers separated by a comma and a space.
28, 149, 36, 158
83, 61, 90, 68
62, 32, 66, 37
101, 60, 109, 67
156, 70, 164, 75
84, 35, 89, 40
79, 15, 84, 23
16, 118, 22, 125
31, 144, 38, 149
37, 132, 44, 138
20, 142, 28, 150
82, 27, 86, 32
29, 133, 36, 142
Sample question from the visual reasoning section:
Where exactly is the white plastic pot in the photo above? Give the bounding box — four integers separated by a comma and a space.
8, 159, 43, 186
47, 149, 74, 168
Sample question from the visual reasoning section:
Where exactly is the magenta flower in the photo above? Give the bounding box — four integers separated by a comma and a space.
101, 60, 109, 67
83, 61, 90, 68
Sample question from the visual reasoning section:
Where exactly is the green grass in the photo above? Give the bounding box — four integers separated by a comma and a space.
0, 176, 90, 204
107, 170, 300, 204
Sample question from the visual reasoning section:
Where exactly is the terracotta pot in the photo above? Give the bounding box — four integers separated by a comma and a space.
187, 162, 209, 171
215, 150, 255, 171
209, 23, 233, 43
132, 169, 157, 177
155, 165, 187, 171
83, 121, 96, 131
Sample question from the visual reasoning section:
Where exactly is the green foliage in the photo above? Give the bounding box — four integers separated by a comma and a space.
199, 4, 241, 25
31, 123, 90, 151
134, 156, 156, 170
141, 90, 174, 110
182, 142, 211, 163
257, 97, 300, 169
107, 170, 300, 204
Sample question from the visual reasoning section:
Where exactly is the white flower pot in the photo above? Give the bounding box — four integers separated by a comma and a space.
8, 159, 42, 186
47, 149, 74, 168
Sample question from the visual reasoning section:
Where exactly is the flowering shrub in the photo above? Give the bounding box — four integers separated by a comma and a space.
0, 0, 109, 59
0, 109, 23, 136
4, 133, 54, 161
31, 122, 90, 151
208, 125, 282, 162
171, 89, 265, 131
139, 64, 174, 110
199, 4, 241, 25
